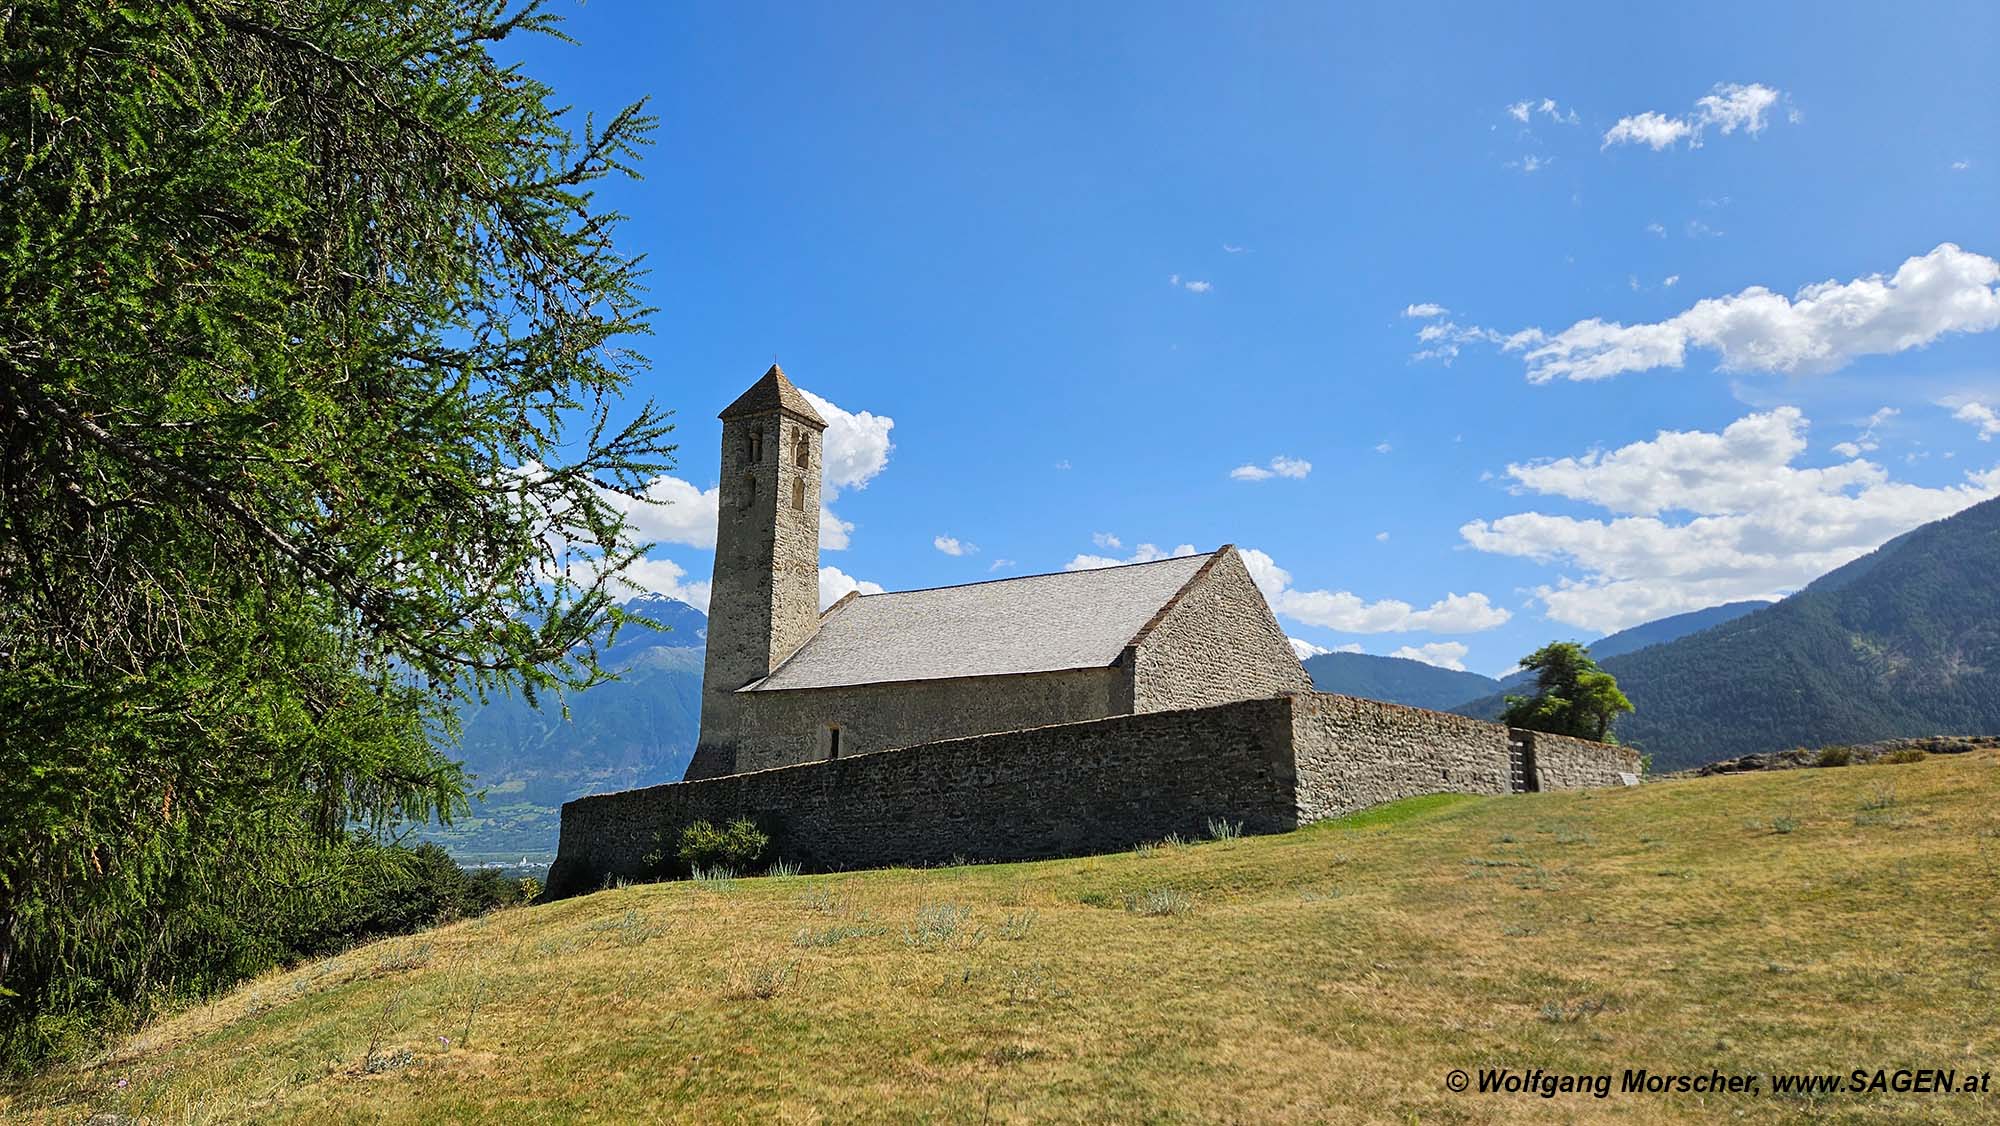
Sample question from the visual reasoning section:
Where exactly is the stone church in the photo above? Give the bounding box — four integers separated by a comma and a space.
684, 364, 1312, 781
546, 366, 1638, 895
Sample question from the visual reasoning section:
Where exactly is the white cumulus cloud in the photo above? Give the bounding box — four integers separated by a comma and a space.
1403, 302, 1449, 318
797, 388, 894, 501
818, 565, 883, 609
619, 556, 713, 612
933, 534, 976, 556
1236, 548, 1511, 635
1507, 244, 2000, 383
1092, 531, 1123, 549
1230, 455, 1312, 482
1459, 407, 2000, 631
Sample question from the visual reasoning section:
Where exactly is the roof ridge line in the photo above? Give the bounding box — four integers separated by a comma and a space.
854, 550, 1216, 600
1121, 544, 1232, 651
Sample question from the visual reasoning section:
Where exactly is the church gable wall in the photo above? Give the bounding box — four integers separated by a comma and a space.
1131, 547, 1313, 713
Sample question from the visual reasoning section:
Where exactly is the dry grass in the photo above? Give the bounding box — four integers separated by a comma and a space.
7, 750, 1999, 1123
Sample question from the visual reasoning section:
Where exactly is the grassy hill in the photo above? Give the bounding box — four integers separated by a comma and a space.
11, 751, 1998, 1123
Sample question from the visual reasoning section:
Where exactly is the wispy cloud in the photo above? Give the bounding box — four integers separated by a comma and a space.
1955, 401, 2000, 441
1168, 273, 1213, 294
1603, 82, 1789, 151
1507, 97, 1580, 126
932, 534, 977, 556
1403, 302, 1449, 318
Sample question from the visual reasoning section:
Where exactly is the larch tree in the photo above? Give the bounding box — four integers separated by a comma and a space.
0, 0, 671, 1055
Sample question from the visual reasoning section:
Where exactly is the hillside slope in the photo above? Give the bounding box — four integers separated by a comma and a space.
17, 751, 1997, 1123
1462, 497, 2000, 771
1302, 650, 1500, 709
1487, 599, 1773, 695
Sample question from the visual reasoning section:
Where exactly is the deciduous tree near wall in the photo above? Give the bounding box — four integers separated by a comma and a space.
0, 0, 669, 1059
1500, 642, 1635, 743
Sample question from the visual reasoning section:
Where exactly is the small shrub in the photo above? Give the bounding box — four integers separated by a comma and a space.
905, 903, 985, 949
764, 859, 801, 878
793, 923, 884, 948
794, 886, 839, 914
1004, 964, 1068, 1005
1859, 785, 1898, 812
677, 818, 770, 873
690, 866, 738, 891
999, 910, 1037, 941
373, 942, 433, 975
1770, 815, 1799, 834
1124, 887, 1192, 917
1205, 817, 1243, 841
1131, 840, 1159, 858
1539, 996, 1609, 1024
1879, 748, 1927, 765
1815, 745, 1856, 768
727, 961, 798, 1000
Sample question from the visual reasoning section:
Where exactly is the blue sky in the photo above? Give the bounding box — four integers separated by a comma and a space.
512, 2, 1998, 677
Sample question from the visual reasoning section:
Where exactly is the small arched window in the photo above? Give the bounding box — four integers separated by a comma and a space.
793, 431, 810, 468
741, 472, 757, 509
790, 477, 805, 511
747, 426, 765, 464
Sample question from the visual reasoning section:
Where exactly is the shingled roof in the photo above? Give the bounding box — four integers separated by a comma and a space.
745, 551, 1218, 692
718, 364, 827, 428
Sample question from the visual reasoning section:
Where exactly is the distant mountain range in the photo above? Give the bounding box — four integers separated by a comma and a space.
431, 498, 1999, 857
421, 594, 707, 863
1455, 496, 2000, 771
1300, 651, 1501, 711
1305, 598, 1769, 709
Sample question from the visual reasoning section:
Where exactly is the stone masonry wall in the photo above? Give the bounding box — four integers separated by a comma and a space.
1288, 692, 1514, 821
1524, 730, 1641, 791
550, 691, 1640, 898
547, 697, 1297, 896
1131, 547, 1314, 713
714, 665, 1129, 776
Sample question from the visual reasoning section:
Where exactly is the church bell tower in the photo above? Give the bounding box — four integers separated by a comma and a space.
687, 364, 827, 779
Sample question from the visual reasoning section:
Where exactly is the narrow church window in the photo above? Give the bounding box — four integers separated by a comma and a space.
793, 431, 810, 468
790, 477, 805, 511
825, 724, 842, 760
748, 426, 765, 463
742, 472, 756, 508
